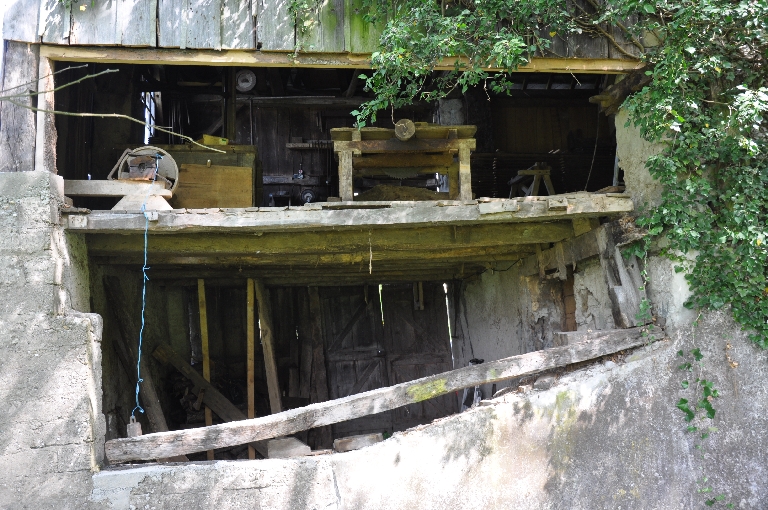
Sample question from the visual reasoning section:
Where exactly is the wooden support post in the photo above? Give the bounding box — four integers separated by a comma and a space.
246, 278, 256, 459
447, 163, 460, 200
255, 281, 283, 414
458, 145, 472, 201
0, 42, 38, 172
307, 287, 332, 449
226, 67, 237, 140
197, 279, 214, 460
105, 327, 660, 463
338, 151, 354, 201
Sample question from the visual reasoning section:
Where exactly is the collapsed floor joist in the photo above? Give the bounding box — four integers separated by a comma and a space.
104, 326, 662, 463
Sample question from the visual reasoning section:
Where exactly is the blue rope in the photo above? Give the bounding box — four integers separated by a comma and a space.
131, 156, 161, 418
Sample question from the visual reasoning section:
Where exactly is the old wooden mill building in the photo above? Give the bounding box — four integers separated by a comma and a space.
0, 0, 665, 504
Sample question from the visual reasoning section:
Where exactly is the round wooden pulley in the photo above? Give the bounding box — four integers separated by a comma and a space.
394, 119, 416, 141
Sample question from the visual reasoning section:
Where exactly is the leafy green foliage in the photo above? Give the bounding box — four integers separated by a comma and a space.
295, 0, 768, 347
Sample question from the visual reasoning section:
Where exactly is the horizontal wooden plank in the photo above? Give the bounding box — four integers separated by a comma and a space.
39, 45, 642, 73
263, 175, 323, 185
64, 180, 172, 198
67, 194, 634, 234
105, 328, 658, 462
335, 139, 477, 154
353, 154, 454, 169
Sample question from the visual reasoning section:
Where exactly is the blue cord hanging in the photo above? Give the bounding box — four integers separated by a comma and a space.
131, 154, 162, 418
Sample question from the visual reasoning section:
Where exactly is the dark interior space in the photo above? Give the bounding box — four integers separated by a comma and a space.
54, 63, 619, 209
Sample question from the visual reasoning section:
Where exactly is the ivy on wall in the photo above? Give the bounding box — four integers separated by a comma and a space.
289, 0, 768, 348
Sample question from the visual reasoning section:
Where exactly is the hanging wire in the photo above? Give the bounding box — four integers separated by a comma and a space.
131, 157, 160, 418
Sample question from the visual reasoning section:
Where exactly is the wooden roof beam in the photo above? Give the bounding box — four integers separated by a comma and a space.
41, 45, 642, 74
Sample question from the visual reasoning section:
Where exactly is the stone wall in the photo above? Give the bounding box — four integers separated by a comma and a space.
0, 171, 104, 508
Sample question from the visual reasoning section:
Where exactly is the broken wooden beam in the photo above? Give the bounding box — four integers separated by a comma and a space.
105, 329, 657, 463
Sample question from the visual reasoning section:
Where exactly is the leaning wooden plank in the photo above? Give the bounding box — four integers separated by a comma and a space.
105, 330, 655, 462
255, 281, 283, 414
152, 343, 270, 458
102, 277, 189, 463
554, 325, 663, 348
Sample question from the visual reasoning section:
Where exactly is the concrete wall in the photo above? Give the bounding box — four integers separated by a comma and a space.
90, 312, 768, 509
0, 171, 104, 508
453, 268, 566, 366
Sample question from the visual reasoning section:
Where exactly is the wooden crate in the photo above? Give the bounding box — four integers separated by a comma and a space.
171, 164, 252, 209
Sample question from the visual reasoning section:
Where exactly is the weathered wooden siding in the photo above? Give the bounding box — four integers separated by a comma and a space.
4, 0, 637, 58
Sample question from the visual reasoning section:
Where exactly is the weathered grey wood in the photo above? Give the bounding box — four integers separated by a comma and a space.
158, 0, 184, 48
3, 0, 40, 43
338, 151, 354, 201
0, 42, 39, 173
153, 343, 270, 458
333, 432, 383, 452
39, 0, 70, 44
307, 287, 333, 449
34, 51, 57, 174
256, 0, 294, 50
597, 223, 648, 328
553, 325, 663, 347
64, 180, 173, 198
222, 0, 256, 49
458, 146, 472, 201
68, 195, 633, 233
303, 0, 345, 52
255, 281, 283, 414
118, 0, 158, 47
187, 0, 222, 50
69, 0, 119, 45
104, 331, 655, 462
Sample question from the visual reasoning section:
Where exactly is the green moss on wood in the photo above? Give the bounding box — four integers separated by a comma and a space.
406, 378, 447, 402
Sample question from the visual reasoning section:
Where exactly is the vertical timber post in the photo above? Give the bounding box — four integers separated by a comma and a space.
255, 280, 283, 414
458, 144, 472, 201
197, 279, 214, 460
246, 278, 256, 459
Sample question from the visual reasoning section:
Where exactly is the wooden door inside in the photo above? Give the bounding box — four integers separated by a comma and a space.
320, 282, 457, 439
